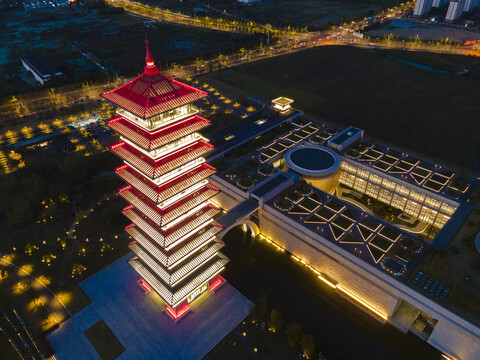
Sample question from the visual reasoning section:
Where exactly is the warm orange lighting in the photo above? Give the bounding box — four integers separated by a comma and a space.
337, 285, 388, 320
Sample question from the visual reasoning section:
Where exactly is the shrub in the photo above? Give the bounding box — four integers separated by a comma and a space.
286, 322, 302, 346
300, 334, 316, 359
268, 308, 283, 333
449, 246, 460, 255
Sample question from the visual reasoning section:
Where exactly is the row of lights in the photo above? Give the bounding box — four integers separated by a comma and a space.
259, 234, 389, 321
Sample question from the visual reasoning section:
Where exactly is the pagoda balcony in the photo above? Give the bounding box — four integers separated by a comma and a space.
129, 240, 224, 286
115, 105, 198, 132
111, 140, 213, 179
108, 114, 210, 151
116, 163, 216, 204
118, 185, 219, 226
126, 223, 222, 268
122, 133, 208, 161
128, 255, 229, 307
122, 203, 221, 247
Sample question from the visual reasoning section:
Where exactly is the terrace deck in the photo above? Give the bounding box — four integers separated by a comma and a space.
47, 254, 252, 360
270, 185, 425, 280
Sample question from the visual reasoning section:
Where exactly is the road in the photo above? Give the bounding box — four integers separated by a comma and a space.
1, 302, 47, 360
2, 0, 480, 127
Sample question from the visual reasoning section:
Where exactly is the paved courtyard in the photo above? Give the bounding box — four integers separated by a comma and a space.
47, 254, 252, 360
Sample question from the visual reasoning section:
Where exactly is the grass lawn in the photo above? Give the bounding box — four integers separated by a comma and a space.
332, 216, 354, 230
340, 234, 363, 243
203, 331, 252, 360
236, 0, 401, 27
205, 46, 480, 171
370, 235, 393, 251
84, 320, 125, 360
239, 321, 298, 360
0, 332, 21, 360
49, 281, 92, 316
379, 226, 401, 240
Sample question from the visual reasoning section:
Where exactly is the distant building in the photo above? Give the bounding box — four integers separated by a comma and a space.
51, 136, 75, 153
432, 0, 448, 7
55, 0, 70, 6
246, 95, 266, 109
236, 0, 262, 4
21, 55, 63, 85
0, 0, 24, 8
463, 0, 478, 12
272, 97, 294, 114
446, 0, 465, 21
413, 0, 433, 16
23, 0, 69, 11
328, 126, 364, 152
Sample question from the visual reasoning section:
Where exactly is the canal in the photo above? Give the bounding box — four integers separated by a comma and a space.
221, 226, 442, 360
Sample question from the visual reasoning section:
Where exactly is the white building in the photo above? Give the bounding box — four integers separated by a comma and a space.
432, 0, 448, 7
21, 55, 63, 85
463, 0, 478, 12
413, 0, 433, 17
446, 0, 465, 21
236, 0, 262, 3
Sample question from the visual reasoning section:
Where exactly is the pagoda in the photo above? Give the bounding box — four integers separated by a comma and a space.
102, 40, 228, 321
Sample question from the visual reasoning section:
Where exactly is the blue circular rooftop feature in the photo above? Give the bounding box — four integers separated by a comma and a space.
476, 232, 480, 254
285, 146, 340, 176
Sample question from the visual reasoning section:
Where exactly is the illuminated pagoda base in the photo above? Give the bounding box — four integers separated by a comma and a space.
101, 40, 229, 321
47, 254, 252, 360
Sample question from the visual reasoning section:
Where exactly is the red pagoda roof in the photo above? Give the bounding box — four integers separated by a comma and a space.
111, 140, 213, 179
101, 41, 207, 119
118, 184, 219, 226
127, 222, 222, 268
116, 163, 216, 203
122, 203, 221, 246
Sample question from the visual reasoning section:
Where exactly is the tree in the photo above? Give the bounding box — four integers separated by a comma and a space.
24, 243, 37, 257
26, 288, 39, 309
18, 280, 31, 293
286, 322, 302, 346
250, 293, 268, 321
268, 308, 283, 333
72, 263, 86, 278
300, 334, 315, 358
194, 57, 203, 74
0, 267, 13, 283
41, 253, 55, 266
216, 53, 224, 70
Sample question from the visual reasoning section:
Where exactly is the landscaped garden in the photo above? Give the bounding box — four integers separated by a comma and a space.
410, 208, 480, 326
0, 147, 129, 353
205, 294, 320, 360
84, 320, 126, 360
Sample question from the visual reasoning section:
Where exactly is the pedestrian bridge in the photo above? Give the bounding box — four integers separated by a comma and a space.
214, 172, 293, 239
216, 199, 260, 239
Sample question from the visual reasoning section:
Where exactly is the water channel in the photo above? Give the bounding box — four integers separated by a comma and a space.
221, 226, 442, 360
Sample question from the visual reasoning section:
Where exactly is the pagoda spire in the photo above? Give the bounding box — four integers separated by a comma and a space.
144, 36, 159, 75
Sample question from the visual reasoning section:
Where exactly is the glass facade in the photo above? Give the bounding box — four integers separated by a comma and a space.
339, 161, 458, 228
